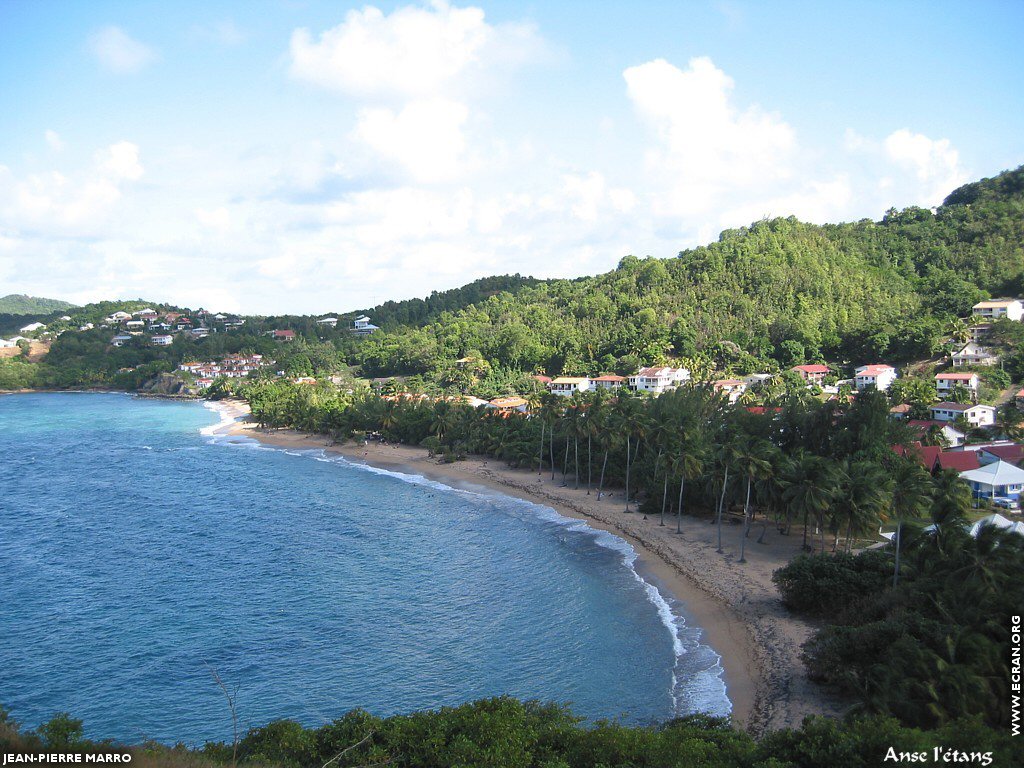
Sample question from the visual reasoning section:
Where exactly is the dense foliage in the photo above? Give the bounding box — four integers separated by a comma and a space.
0, 293, 76, 315
776, 522, 1024, 730
2, 698, 1016, 768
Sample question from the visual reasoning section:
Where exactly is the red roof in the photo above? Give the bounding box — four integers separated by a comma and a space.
745, 406, 783, 415
792, 364, 829, 374
857, 364, 894, 375
592, 375, 626, 382
532, 375, 552, 383
980, 444, 1024, 465
893, 442, 940, 471
935, 372, 977, 381
274, 329, 296, 338
937, 452, 980, 472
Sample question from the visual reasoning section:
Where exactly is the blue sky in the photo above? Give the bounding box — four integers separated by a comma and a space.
1, 0, 1022, 314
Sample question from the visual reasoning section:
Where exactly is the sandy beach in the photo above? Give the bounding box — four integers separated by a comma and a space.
213, 399, 846, 736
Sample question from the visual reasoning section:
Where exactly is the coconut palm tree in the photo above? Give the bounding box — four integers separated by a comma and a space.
889, 458, 934, 587
831, 459, 893, 552
673, 438, 705, 535
782, 451, 837, 552
736, 440, 774, 563
713, 438, 743, 553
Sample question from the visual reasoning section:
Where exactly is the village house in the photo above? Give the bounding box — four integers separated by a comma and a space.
889, 403, 912, 419
743, 373, 774, 388
937, 451, 980, 473
273, 329, 296, 342
125, 319, 145, 330
971, 298, 1024, 322
110, 334, 133, 347
487, 396, 529, 413
959, 460, 1024, 505
151, 335, 174, 346
590, 374, 627, 391
979, 444, 1024, 467
0, 338, 15, 348
935, 372, 980, 398
628, 366, 690, 394
928, 402, 996, 427
713, 378, 747, 404
174, 318, 193, 331
547, 377, 591, 397
19, 322, 46, 333
350, 315, 379, 335
907, 419, 966, 447
317, 317, 339, 328
108, 311, 132, 322
133, 308, 158, 321
791, 364, 829, 385
952, 342, 999, 367
854, 364, 897, 391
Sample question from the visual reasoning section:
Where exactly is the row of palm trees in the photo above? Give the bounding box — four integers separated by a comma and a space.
240, 378, 964, 582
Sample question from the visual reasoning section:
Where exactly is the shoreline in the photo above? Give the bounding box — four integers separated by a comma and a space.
214, 404, 846, 736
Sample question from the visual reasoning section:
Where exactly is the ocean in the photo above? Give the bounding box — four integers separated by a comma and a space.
0, 393, 729, 745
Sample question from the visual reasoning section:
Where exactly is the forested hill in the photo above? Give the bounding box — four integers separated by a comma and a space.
353, 274, 542, 330
0, 294, 76, 314
356, 165, 1024, 379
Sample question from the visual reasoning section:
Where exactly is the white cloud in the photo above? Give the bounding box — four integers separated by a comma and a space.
288, 0, 539, 98
45, 130, 65, 152
884, 128, 967, 205
195, 207, 231, 231
351, 98, 470, 183
89, 26, 156, 73
624, 56, 795, 219
190, 20, 245, 46
95, 141, 144, 181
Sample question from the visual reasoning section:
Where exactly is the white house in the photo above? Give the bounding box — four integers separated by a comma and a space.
19, 322, 46, 333
959, 460, 1024, 504
110, 334, 133, 347
952, 342, 998, 367
590, 374, 627, 391
791, 364, 829, 385
125, 319, 145, 329
317, 317, 339, 328
971, 299, 1024, 322
351, 315, 379, 335
744, 373, 775, 388
628, 366, 690, 394
151, 335, 174, 346
0, 338, 15, 348
713, 378, 747, 404
133, 308, 158, 320
547, 377, 591, 397
928, 402, 996, 427
109, 311, 132, 322
969, 514, 1024, 537
854, 364, 897, 391
934, 372, 980, 397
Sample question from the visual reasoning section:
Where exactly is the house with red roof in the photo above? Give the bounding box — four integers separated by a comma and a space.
629, 366, 690, 394
590, 374, 627, 391
936, 451, 980, 473
713, 378, 747, 404
979, 444, 1024, 467
935, 372, 980, 398
907, 419, 966, 448
273, 329, 296, 342
791, 364, 829, 385
855, 364, 897, 391
893, 442, 941, 472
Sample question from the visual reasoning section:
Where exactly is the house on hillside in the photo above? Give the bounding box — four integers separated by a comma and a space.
0, 338, 15, 348
952, 342, 998, 367
889, 404, 912, 420
590, 374, 627, 391
791, 364, 829, 385
487, 396, 529, 413
351, 315, 379, 335
937, 451, 980, 473
713, 379, 747, 404
133, 308, 158, 320
893, 442, 941, 473
928, 402, 996, 427
273, 329, 296, 342
935, 372, 980, 398
547, 377, 591, 397
628, 366, 690, 394
109, 311, 132, 322
317, 317, 338, 328
854, 364, 897, 391
19, 322, 46, 333
971, 299, 1023, 322
744, 373, 774, 388
907, 419, 965, 448
979, 444, 1024, 467
151, 335, 174, 346
959, 460, 1024, 504
110, 334, 132, 347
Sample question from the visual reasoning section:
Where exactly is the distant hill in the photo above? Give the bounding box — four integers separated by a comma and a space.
0, 294, 76, 315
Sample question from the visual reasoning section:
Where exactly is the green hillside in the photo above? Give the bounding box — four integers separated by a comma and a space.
0, 294, 76, 314
354, 166, 1024, 381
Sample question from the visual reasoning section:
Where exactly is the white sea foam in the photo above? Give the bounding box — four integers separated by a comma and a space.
200, 400, 239, 436
206, 437, 732, 718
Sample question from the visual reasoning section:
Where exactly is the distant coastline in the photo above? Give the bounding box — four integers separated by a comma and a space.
209, 400, 846, 736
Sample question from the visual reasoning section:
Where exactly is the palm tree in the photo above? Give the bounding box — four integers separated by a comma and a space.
830, 459, 893, 552
613, 394, 646, 513
673, 440, 705, 535
736, 440, 774, 563
782, 451, 836, 552
714, 439, 742, 553
889, 458, 933, 587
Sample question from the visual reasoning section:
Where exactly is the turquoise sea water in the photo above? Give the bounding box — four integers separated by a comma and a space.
0, 393, 728, 745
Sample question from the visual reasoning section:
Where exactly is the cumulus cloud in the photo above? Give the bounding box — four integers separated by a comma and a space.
884, 128, 967, 205
89, 26, 156, 73
624, 56, 795, 219
351, 98, 470, 183
288, 0, 539, 98
95, 141, 144, 181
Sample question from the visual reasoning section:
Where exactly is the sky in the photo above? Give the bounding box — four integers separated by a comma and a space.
1, 0, 1022, 315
